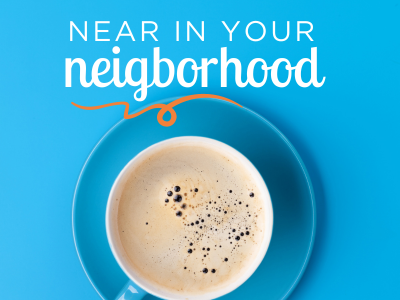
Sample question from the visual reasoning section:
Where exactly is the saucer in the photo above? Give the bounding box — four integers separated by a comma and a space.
72, 97, 316, 300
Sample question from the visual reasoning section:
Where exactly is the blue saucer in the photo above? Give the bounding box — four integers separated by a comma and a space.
72, 97, 315, 300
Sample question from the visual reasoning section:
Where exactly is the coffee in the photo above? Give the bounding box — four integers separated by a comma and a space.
114, 140, 267, 296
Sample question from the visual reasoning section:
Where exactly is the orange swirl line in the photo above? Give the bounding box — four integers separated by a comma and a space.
71, 94, 242, 127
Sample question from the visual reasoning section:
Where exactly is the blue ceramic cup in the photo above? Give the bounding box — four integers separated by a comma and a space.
106, 137, 274, 300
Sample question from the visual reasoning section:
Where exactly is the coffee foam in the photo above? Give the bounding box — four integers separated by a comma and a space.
116, 141, 266, 296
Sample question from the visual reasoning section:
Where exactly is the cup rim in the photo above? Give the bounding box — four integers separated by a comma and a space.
106, 136, 274, 300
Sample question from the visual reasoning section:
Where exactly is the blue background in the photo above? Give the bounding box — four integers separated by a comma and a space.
0, 0, 399, 299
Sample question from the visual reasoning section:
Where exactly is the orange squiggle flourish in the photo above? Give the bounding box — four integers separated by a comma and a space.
71, 94, 242, 127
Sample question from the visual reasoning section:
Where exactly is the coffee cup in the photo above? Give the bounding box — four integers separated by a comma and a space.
106, 136, 273, 299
